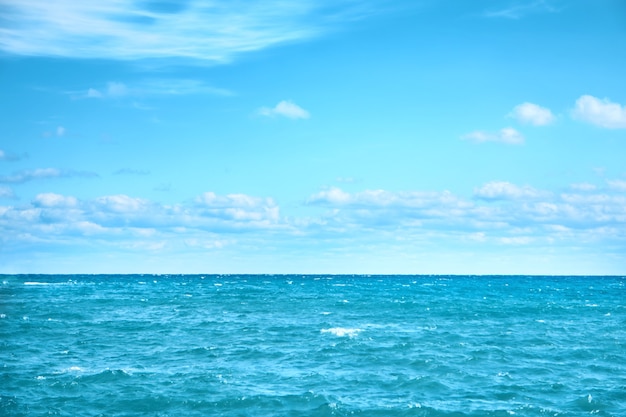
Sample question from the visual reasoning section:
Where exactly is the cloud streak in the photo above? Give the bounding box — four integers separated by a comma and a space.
0, 0, 379, 63
462, 127, 524, 144
484, 0, 557, 19
0, 150, 24, 162
80, 79, 233, 99
0, 168, 98, 184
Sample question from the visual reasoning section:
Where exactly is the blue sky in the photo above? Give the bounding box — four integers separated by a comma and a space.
1, 0, 625, 274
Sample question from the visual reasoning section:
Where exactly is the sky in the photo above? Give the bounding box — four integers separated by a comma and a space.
1, 0, 625, 275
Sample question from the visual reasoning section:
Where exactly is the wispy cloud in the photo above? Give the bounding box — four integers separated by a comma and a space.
462, 127, 524, 144
509, 102, 555, 126
42, 126, 67, 138
77, 79, 233, 99
113, 168, 150, 176
0, 168, 98, 184
484, 0, 557, 19
607, 179, 626, 192
258, 100, 310, 119
0, 0, 379, 62
0, 149, 25, 162
572, 95, 626, 129
0, 186, 16, 199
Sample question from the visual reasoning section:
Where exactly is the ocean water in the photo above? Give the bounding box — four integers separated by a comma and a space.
1, 275, 625, 417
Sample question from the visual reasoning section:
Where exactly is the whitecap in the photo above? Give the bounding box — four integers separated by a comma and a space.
24, 282, 51, 286
321, 327, 361, 337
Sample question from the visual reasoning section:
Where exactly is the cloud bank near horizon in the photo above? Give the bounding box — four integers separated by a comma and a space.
2, 180, 624, 269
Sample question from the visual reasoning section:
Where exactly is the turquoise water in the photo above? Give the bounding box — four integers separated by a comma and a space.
1, 275, 625, 416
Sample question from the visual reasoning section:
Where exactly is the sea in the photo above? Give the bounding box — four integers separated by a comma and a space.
1, 275, 625, 417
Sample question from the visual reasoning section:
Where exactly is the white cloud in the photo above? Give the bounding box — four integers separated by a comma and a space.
570, 182, 597, 192
56, 126, 66, 136
81, 79, 232, 99
308, 187, 352, 205
474, 181, 546, 201
607, 179, 626, 192
462, 127, 524, 145
196, 192, 280, 222
572, 95, 626, 129
509, 102, 555, 126
258, 100, 310, 119
94, 195, 151, 213
0, 186, 16, 199
2, 183, 626, 273
0, 0, 379, 62
304, 183, 626, 242
33, 193, 78, 208
0, 191, 284, 251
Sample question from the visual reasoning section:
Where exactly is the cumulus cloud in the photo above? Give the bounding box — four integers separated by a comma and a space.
474, 181, 547, 201
196, 192, 280, 222
0, 190, 286, 257
258, 100, 310, 119
94, 195, 152, 213
33, 193, 78, 208
570, 183, 597, 192
0, 1, 380, 62
607, 179, 626, 192
0, 168, 98, 184
572, 95, 626, 129
307, 187, 352, 205
303, 182, 626, 244
509, 102, 555, 126
2, 182, 626, 271
462, 127, 524, 145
